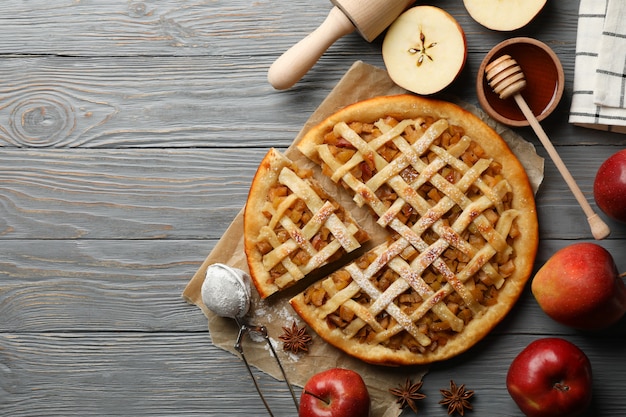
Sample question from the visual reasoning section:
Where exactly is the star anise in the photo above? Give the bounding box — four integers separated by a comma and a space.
439, 380, 474, 416
389, 378, 426, 414
278, 321, 312, 354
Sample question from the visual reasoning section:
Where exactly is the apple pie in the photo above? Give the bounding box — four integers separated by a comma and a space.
244, 148, 369, 299
288, 95, 538, 365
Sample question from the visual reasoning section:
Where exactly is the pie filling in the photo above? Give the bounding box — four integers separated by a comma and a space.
244, 149, 369, 298
257, 166, 368, 289
291, 109, 530, 362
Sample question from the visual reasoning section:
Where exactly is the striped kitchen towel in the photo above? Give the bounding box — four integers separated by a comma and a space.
569, 0, 626, 133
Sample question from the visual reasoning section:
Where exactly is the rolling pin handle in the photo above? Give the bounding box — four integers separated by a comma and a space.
268, 6, 355, 90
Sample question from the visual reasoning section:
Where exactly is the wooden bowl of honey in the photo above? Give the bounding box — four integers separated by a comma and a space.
477, 37, 564, 127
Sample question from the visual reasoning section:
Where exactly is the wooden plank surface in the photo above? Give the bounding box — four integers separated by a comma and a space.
1, 0, 626, 416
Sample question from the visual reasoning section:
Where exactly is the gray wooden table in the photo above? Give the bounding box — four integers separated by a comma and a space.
1, 1, 625, 416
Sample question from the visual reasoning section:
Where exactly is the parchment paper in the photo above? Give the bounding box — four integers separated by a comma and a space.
183, 61, 544, 417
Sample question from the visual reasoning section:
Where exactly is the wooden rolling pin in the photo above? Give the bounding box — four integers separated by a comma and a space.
268, 0, 415, 90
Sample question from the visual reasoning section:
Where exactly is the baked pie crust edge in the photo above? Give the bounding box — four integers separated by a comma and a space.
243, 148, 290, 299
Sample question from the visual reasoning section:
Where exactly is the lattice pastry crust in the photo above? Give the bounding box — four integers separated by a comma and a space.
244, 148, 369, 299
290, 95, 538, 365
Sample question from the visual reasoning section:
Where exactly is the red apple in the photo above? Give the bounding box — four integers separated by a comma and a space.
531, 242, 626, 330
594, 149, 626, 223
507, 338, 592, 417
299, 368, 370, 417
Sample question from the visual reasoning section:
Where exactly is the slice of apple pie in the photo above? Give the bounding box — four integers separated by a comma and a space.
244, 148, 369, 299
290, 95, 538, 365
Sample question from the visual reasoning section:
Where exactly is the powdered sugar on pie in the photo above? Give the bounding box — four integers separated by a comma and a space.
286, 95, 538, 365
243, 148, 369, 299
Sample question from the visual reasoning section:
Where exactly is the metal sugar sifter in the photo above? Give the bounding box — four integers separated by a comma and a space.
201, 263, 299, 416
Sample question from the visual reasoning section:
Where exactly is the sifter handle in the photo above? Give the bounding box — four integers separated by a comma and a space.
268, 6, 355, 90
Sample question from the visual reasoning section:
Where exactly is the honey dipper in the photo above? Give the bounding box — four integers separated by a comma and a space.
485, 55, 610, 240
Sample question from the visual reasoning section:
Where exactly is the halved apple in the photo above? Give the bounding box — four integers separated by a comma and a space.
463, 0, 547, 31
382, 6, 466, 96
